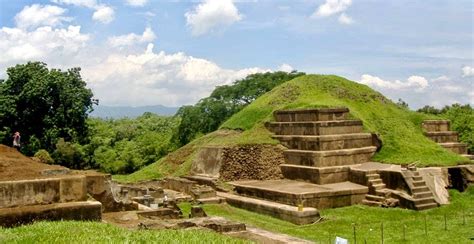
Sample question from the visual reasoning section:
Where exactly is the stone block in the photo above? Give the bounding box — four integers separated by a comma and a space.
280, 164, 350, 184
59, 176, 87, 203
0, 178, 60, 208
266, 120, 364, 136
0, 201, 102, 227
283, 147, 376, 167
273, 108, 349, 122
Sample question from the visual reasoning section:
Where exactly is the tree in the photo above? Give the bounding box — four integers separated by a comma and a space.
172, 71, 305, 146
0, 62, 96, 154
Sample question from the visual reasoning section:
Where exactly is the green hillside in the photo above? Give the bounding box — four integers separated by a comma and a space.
116, 75, 469, 182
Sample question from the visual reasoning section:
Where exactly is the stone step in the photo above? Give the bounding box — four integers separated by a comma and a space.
280, 164, 350, 184
412, 176, 423, 181
274, 108, 349, 122
266, 120, 364, 136
229, 180, 368, 209
272, 133, 373, 151
412, 180, 426, 187
413, 192, 433, 199
369, 179, 383, 185
424, 131, 458, 143
217, 192, 320, 225
422, 120, 450, 132
283, 146, 377, 167
366, 174, 380, 180
439, 142, 468, 155
412, 186, 430, 193
362, 199, 382, 207
415, 202, 438, 211
462, 154, 474, 160
413, 197, 436, 205
366, 194, 385, 202
371, 183, 386, 190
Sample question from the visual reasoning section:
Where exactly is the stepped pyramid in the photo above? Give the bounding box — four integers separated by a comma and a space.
422, 120, 473, 160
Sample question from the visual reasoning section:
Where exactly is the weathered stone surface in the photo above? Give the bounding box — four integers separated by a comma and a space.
283, 146, 377, 167
230, 180, 368, 209
266, 120, 364, 136
0, 201, 102, 227
137, 208, 180, 219
190, 206, 207, 218
190, 146, 224, 178
424, 131, 459, 143
418, 167, 449, 205
280, 164, 350, 184
439, 142, 468, 154
0, 178, 60, 208
273, 133, 373, 151
422, 120, 450, 132
274, 108, 349, 122
59, 176, 87, 203
218, 192, 320, 225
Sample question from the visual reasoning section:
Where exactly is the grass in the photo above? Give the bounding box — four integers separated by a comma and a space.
116, 74, 471, 182
181, 187, 474, 243
220, 75, 468, 166
0, 221, 248, 244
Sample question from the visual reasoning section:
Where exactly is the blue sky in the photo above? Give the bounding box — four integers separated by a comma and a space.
0, 0, 472, 108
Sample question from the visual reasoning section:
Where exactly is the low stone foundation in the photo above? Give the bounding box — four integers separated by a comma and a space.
0, 201, 102, 227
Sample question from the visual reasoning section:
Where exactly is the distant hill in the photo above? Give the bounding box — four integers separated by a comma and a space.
90, 105, 179, 118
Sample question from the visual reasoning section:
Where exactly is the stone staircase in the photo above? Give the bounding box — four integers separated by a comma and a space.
267, 108, 377, 184
222, 108, 377, 224
403, 170, 438, 210
422, 120, 473, 160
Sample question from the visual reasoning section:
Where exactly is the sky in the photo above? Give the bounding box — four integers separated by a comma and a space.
0, 0, 472, 109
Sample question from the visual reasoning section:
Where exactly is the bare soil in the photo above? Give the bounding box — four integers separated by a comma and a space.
0, 145, 69, 181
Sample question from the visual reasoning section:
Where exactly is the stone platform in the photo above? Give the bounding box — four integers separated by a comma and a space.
230, 180, 368, 209
0, 201, 102, 227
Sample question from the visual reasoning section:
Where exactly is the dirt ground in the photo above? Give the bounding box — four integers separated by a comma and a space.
0, 145, 69, 181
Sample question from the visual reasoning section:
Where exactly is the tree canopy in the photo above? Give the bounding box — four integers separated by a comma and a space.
172, 71, 305, 146
0, 62, 96, 154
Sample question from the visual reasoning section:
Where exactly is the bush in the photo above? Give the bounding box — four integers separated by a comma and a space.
52, 138, 86, 169
33, 149, 54, 164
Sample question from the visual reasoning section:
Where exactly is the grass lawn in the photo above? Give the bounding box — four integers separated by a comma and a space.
180, 187, 474, 243
0, 221, 248, 244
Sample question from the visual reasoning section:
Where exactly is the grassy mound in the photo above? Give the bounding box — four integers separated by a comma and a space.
220, 74, 467, 165
116, 75, 469, 182
0, 221, 247, 243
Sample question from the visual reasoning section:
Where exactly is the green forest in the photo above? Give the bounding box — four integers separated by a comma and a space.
1, 62, 472, 175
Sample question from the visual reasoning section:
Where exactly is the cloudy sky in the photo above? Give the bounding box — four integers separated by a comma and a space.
0, 0, 472, 108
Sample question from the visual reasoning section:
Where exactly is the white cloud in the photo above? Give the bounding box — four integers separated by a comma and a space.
83, 43, 269, 106
278, 63, 294, 72
462, 65, 474, 77
359, 74, 428, 91
313, 0, 352, 18
125, 0, 148, 7
440, 85, 463, 93
92, 5, 115, 24
51, 0, 97, 8
431, 75, 450, 82
0, 25, 89, 65
15, 4, 71, 29
185, 0, 242, 36
338, 13, 353, 25
108, 27, 156, 47
52, 0, 114, 24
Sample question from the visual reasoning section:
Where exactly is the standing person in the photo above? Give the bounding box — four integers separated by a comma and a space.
13, 132, 21, 150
